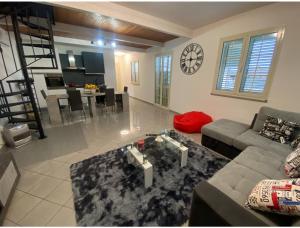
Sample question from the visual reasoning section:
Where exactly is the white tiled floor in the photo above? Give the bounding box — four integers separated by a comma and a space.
4, 98, 201, 226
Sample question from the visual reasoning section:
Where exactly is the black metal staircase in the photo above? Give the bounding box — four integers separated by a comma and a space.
0, 3, 58, 139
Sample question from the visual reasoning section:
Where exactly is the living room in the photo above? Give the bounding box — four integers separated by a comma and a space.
0, 1, 300, 227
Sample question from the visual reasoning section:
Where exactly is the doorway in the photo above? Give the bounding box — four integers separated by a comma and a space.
155, 55, 172, 107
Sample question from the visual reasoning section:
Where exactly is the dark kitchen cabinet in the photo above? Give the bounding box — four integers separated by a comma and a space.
59, 54, 69, 69
75, 55, 83, 68
82, 52, 105, 74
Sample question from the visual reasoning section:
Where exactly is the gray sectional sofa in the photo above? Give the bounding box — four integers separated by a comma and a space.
189, 106, 300, 226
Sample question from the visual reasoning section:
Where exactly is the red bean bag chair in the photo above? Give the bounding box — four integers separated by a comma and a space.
173, 111, 213, 133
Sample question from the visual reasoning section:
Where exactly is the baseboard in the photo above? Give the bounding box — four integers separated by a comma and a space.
129, 96, 180, 115
129, 96, 154, 106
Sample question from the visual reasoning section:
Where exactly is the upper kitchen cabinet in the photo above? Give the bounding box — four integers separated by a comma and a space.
59, 54, 69, 69
82, 52, 105, 74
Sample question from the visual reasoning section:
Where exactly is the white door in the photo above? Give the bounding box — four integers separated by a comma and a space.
155, 55, 172, 107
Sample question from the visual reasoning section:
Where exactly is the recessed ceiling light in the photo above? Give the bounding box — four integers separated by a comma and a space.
120, 129, 129, 135
97, 40, 104, 46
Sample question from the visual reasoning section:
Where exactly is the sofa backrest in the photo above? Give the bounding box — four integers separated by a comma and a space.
253, 106, 300, 138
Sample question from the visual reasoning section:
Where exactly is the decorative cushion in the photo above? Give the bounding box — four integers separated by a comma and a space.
173, 111, 212, 133
285, 148, 300, 178
246, 179, 300, 216
291, 136, 300, 149
259, 116, 299, 144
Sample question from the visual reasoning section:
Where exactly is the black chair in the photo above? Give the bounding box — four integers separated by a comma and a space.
67, 90, 86, 120
105, 88, 116, 111
124, 86, 128, 93
96, 85, 107, 106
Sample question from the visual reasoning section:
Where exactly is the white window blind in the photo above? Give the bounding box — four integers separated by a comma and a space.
240, 33, 278, 93
216, 39, 243, 91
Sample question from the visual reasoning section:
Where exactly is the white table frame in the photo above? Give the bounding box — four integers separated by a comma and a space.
161, 134, 188, 167
127, 146, 153, 188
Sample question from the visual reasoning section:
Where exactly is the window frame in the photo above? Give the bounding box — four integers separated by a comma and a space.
212, 27, 285, 102
131, 60, 139, 85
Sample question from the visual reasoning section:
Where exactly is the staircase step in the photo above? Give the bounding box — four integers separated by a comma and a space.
0, 90, 28, 97
23, 32, 51, 41
22, 43, 53, 49
18, 19, 49, 31
0, 101, 31, 109
6, 78, 34, 84
0, 110, 33, 118
25, 54, 55, 59
27, 66, 57, 70
10, 117, 35, 123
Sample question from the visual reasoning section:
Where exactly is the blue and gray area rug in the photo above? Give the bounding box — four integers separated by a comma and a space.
70, 132, 229, 226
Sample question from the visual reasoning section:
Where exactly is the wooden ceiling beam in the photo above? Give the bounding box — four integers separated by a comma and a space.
46, 2, 193, 38
53, 36, 147, 53
53, 22, 164, 47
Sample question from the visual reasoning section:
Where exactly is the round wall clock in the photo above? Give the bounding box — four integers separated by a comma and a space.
180, 43, 204, 75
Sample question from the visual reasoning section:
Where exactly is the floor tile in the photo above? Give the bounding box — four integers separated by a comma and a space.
27, 160, 65, 176
16, 170, 44, 193
64, 152, 89, 165
3, 219, 19, 226
52, 152, 79, 163
6, 193, 41, 223
47, 163, 71, 180
46, 181, 73, 205
47, 207, 76, 226
18, 200, 61, 226
64, 197, 74, 210
28, 176, 62, 198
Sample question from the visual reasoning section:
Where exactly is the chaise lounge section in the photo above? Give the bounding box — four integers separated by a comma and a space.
189, 106, 300, 226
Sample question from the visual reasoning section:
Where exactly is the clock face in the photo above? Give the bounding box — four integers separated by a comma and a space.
180, 43, 204, 75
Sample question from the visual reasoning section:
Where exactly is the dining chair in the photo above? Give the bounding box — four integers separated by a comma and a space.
105, 88, 116, 112
41, 89, 68, 123
67, 90, 86, 121
124, 86, 128, 93
96, 85, 106, 106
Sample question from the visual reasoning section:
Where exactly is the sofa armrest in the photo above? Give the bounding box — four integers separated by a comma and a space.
189, 181, 268, 226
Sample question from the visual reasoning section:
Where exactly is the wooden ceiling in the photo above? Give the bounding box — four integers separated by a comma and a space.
53, 6, 178, 44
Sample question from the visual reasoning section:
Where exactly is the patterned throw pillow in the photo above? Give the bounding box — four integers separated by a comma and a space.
291, 136, 300, 149
259, 116, 299, 144
246, 179, 300, 216
285, 148, 300, 178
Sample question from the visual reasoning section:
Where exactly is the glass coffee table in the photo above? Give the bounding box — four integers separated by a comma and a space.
126, 132, 189, 188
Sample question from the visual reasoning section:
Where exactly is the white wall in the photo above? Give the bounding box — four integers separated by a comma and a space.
123, 52, 156, 104
121, 3, 300, 124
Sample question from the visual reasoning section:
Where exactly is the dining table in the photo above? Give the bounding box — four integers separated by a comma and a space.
46, 91, 129, 125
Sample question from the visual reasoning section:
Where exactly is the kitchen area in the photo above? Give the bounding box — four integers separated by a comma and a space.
32, 43, 129, 125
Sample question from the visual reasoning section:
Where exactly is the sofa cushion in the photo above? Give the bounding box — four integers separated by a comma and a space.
253, 106, 300, 139
246, 179, 300, 216
234, 146, 286, 179
259, 115, 299, 144
208, 162, 292, 226
233, 129, 292, 153
285, 148, 300, 178
202, 119, 249, 146
291, 136, 300, 149
208, 161, 268, 205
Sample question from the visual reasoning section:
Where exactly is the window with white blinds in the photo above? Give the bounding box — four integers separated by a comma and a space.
213, 28, 284, 101
217, 39, 243, 91
240, 33, 277, 93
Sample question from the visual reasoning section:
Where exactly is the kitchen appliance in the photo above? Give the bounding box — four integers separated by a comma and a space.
45, 74, 65, 89
2, 124, 32, 148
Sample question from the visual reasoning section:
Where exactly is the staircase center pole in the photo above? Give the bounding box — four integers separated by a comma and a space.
11, 10, 46, 139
